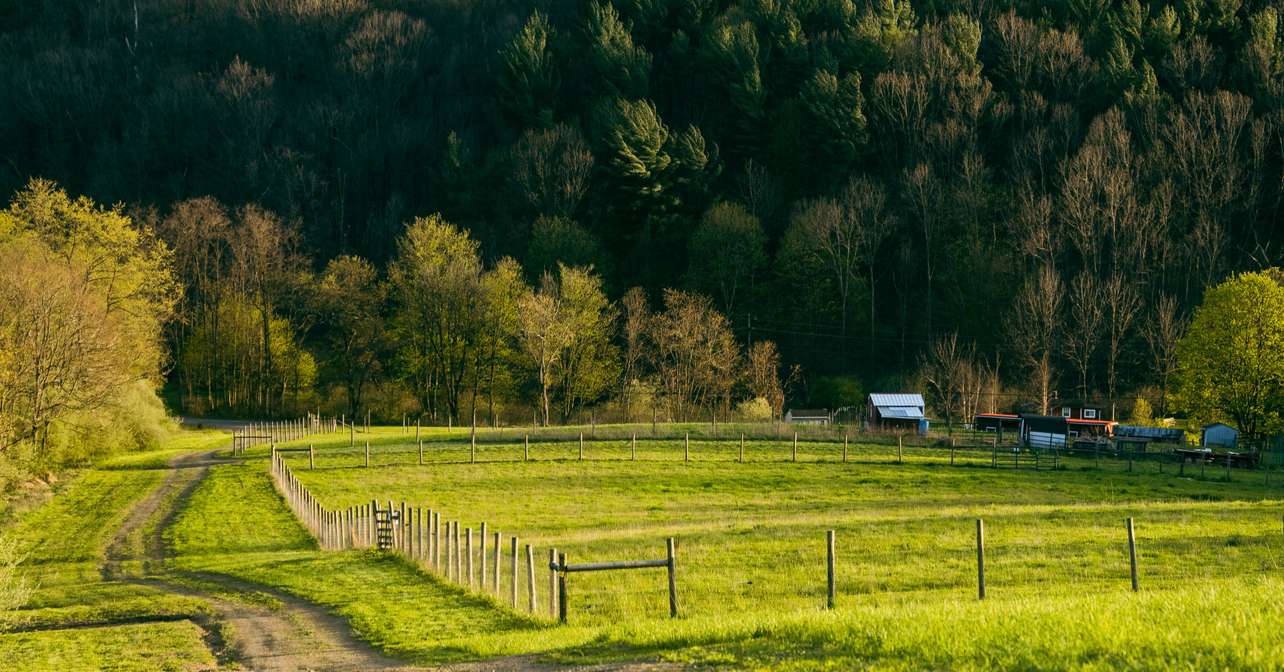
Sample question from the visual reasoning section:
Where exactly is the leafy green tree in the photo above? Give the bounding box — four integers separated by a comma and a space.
498, 11, 561, 126
390, 214, 484, 422
477, 258, 531, 423
311, 255, 388, 419
685, 202, 766, 314
1172, 270, 1284, 438
527, 215, 609, 278
0, 180, 177, 454
799, 69, 866, 177
584, 1, 652, 99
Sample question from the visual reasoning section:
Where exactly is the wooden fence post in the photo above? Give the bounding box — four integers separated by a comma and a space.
1127, 517, 1139, 592
632, 432, 637, 461
740, 434, 745, 463
480, 522, 488, 588
309, 444, 315, 469
558, 552, 568, 624
579, 432, 584, 461
471, 432, 477, 463
826, 530, 836, 609
898, 435, 904, 463
843, 434, 848, 463
976, 518, 986, 600
684, 433, 689, 462
511, 535, 519, 608
524, 434, 530, 461
364, 441, 370, 468
666, 538, 678, 618
526, 544, 537, 613
549, 547, 558, 619
418, 439, 423, 466
793, 432, 798, 462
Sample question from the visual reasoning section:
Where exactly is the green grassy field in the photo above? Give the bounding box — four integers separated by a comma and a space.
202, 427, 1284, 668
0, 429, 227, 671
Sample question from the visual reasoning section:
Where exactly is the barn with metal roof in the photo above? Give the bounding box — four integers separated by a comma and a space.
866, 393, 926, 432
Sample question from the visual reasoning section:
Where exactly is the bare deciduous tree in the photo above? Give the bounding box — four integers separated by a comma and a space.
1065, 271, 1103, 402
1143, 293, 1185, 417
1103, 272, 1141, 408
1008, 266, 1062, 414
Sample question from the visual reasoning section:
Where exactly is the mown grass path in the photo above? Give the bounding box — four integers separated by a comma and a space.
111, 447, 429, 671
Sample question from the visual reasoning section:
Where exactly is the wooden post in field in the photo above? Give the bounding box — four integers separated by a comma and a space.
976, 519, 986, 600
417, 439, 423, 465
524, 433, 530, 461
826, 530, 836, 609
526, 544, 537, 613
898, 435, 903, 463
684, 433, 689, 462
1127, 517, 1139, 592
950, 436, 956, 465
494, 531, 502, 593
740, 434, 745, 463
632, 432, 637, 461
510, 536, 519, 608
433, 512, 441, 571
579, 432, 584, 460
467, 528, 475, 587
843, 434, 848, 463
416, 508, 424, 560
480, 523, 488, 587
549, 548, 558, 618
309, 444, 315, 469
455, 522, 463, 583
666, 537, 678, 618
471, 432, 476, 463
364, 441, 370, 467
558, 552, 568, 624
793, 432, 798, 462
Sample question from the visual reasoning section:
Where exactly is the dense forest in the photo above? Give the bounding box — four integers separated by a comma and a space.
3, 0, 1284, 427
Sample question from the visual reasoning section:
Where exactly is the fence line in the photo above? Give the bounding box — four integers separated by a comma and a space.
233, 414, 337, 454
269, 447, 559, 620
268, 448, 1191, 622
280, 431, 1279, 487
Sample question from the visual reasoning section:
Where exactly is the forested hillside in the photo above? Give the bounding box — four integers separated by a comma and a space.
3, 0, 1282, 422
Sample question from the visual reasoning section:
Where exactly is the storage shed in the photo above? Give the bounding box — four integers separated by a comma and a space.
867, 394, 926, 432
1201, 422, 1239, 448
1020, 414, 1069, 449
785, 409, 830, 425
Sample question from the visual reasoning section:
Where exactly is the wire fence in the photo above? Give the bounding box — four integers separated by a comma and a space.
264, 429, 1284, 627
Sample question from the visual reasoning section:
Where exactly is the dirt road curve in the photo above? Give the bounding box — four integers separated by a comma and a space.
99, 440, 681, 671
101, 447, 424, 671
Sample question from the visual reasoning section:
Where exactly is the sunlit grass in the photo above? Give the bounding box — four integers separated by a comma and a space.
168, 427, 1284, 668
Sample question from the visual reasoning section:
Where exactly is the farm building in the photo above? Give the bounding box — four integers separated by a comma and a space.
973, 413, 1021, 435
1055, 400, 1108, 420
1020, 414, 1069, 449
1066, 418, 1116, 438
1115, 425, 1185, 445
1201, 423, 1239, 448
866, 394, 927, 433
785, 409, 830, 425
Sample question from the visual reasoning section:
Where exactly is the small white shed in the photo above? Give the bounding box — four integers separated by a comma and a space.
1201, 422, 1239, 449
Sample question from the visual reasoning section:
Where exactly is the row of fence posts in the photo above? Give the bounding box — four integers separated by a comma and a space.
235, 414, 335, 454
270, 448, 554, 618
273, 445, 1278, 620
821, 517, 1147, 609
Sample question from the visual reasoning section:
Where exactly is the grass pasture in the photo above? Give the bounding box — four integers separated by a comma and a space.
0, 429, 228, 671
243, 428, 1284, 668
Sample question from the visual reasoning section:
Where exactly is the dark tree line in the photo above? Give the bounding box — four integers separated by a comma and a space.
4, 0, 1284, 417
